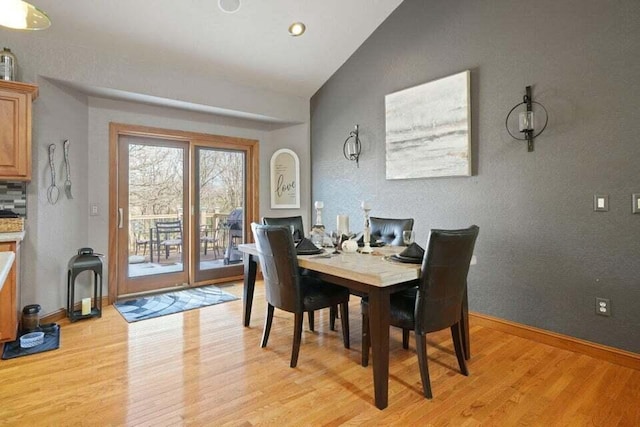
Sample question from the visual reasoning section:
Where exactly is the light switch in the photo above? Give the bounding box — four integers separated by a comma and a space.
633, 194, 640, 214
594, 194, 608, 212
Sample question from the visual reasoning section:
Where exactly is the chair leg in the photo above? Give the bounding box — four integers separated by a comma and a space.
261, 304, 274, 348
340, 302, 350, 349
361, 312, 370, 367
329, 305, 336, 331
415, 332, 433, 399
308, 311, 315, 332
402, 328, 410, 349
451, 322, 469, 376
291, 312, 304, 368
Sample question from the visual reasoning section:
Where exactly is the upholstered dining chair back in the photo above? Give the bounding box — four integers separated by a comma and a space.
252, 223, 351, 368
415, 225, 479, 334
262, 216, 305, 241
251, 223, 303, 313
370, 217, 414, 246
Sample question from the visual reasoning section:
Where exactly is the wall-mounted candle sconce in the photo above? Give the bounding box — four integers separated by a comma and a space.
505, 86, 548, 152
343, 124, 361, 167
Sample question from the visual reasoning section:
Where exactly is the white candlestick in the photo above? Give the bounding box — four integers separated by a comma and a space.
337, 215, 349, 236
81, 298, 91, 315
360, 201, 373, 253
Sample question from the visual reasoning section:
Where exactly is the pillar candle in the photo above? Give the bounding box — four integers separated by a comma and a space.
337, 215, 349, 236
81, 298, 91, 315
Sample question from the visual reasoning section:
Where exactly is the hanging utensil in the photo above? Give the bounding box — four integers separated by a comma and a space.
47, 144, 59, 204
63, 139, 73, 199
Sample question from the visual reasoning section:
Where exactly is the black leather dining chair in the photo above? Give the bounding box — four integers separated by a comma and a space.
335, 217, 416, 330
361, 225, 479, 398
251, 223, 350, 368
262, 216, 305, 242
370, 217, 414, 246
262, 215, 323, 330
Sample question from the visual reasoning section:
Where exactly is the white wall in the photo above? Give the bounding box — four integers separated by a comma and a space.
22, 79, 89, 314
0, 30, 312, 317
87, 97, 276, 261
261, 123, 312, 231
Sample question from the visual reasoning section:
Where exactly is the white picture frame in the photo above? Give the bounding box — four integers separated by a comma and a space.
385, 70, 471, 179
270, 148, 300, 209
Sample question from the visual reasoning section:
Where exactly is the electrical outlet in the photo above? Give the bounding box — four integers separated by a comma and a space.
595, 297, 611, 316
90, 203, 99, 216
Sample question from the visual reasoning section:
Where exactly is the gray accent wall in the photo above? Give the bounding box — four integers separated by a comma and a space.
310, 0, 640, 352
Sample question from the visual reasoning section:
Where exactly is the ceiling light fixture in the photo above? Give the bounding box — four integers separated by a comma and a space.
288, 22, 306, 37
218, 0, 241, 14
0, 0, 51, 30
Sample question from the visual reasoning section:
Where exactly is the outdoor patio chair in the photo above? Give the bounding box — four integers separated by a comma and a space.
156, 220, 183, 260
200, 224, 220, 258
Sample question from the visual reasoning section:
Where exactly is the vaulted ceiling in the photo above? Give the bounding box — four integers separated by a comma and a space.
30, 0, 403, 98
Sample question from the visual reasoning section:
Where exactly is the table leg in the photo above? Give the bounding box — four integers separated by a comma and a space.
243, 253, 257, 327
461, 284, 470, 360
368, 287, 390, 410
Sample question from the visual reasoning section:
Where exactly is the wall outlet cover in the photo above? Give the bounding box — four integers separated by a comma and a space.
594, 194, 609, 212
633, 194, 640, 214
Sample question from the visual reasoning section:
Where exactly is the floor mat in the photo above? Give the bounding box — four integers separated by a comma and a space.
114, 285, 239, 323
2, 324, 61, 360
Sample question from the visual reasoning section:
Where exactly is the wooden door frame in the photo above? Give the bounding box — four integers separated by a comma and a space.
108, 123, 259, 304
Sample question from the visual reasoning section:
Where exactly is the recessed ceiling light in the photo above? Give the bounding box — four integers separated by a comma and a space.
288, 22, 306, 37
218, 0, 241, 14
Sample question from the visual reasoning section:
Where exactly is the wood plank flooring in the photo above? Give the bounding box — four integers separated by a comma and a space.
1, 281, 638, 426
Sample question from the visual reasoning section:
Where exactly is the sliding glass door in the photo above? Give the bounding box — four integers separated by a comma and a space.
109, 123, 259, 302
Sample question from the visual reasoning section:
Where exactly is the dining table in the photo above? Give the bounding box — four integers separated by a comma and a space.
238, 243, 472, 410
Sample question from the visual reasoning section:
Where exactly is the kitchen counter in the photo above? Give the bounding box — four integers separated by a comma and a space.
0, 251, 15, 292
0, 231, 25, 243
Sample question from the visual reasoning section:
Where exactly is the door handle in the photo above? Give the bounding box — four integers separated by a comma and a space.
118, 208, 124, 229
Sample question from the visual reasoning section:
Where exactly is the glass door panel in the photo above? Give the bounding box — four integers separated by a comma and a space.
117, 136, 190, 296
194, 146, 245, 282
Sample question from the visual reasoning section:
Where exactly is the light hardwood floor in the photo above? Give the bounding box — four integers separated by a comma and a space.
1, 281, 638, 426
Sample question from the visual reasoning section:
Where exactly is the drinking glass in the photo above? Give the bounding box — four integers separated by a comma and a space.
402, 230, 415, 246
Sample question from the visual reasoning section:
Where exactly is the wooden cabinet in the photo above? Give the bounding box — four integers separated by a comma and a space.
0, 81, 38, 181
0, 240, 20, 342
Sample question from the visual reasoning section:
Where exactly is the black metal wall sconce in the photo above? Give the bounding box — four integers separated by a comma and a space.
505, 86, 548, 152
343, 124, 361, 167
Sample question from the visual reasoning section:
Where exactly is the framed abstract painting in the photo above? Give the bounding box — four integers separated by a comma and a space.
385, 70, 471, 179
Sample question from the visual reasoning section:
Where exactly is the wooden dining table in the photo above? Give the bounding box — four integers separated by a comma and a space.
238, 243, 471, 410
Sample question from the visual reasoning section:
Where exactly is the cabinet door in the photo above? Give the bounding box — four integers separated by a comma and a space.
0, 241, 18, 342
0, 81, 37, 181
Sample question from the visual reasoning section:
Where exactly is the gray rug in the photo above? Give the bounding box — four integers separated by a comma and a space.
114, 285, 239, 323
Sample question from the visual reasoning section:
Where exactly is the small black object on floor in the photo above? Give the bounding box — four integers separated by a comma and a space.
1, 324, 61, 360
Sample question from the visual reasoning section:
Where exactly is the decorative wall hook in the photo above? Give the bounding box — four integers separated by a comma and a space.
505, 86, 548, 152
343, 124, 361, 167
